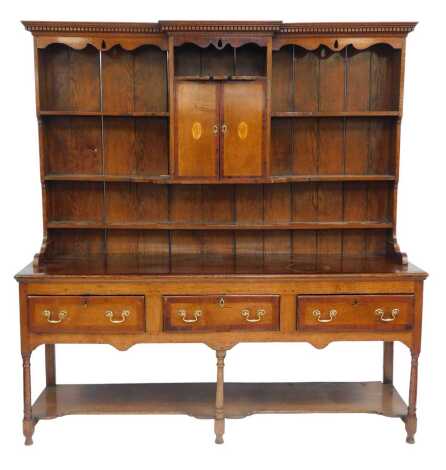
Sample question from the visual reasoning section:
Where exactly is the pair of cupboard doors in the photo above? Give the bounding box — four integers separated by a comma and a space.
175, 80, 266, 178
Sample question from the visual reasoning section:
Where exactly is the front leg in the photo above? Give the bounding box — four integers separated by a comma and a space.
22, 352, 35, 445
405, 350, 419, 444
214, 349, 226, 444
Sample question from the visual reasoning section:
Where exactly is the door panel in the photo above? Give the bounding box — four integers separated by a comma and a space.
175, 82, 219, 177
221, 81, 265, 177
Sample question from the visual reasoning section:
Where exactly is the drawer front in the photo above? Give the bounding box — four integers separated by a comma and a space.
297, 295, 414, 331
28, 296, 145, 334
163, 295, 280, 332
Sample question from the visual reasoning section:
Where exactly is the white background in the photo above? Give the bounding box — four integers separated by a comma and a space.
1, 1, 444, 468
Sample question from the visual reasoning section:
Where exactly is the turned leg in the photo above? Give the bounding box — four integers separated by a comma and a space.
405, 350, 419, 444
45, 344, 56, 386
383, 342, 394, 384
214, 349, 226, 444
22, 352, 35, 446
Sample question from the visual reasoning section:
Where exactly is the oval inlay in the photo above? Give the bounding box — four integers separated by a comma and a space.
192, 122, 202, 140
238, 121, 248, 140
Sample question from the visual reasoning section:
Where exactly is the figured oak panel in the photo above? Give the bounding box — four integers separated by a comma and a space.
163, 295, 279, 332
175, 82, 219, 177
28, 295, 145, 334
297, 294, 414, 331
221, 81, 265, 177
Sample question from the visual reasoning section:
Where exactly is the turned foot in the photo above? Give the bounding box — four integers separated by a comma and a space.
214, 418, 224, 444
23, 418, 35, 446
405, 414, 417, 444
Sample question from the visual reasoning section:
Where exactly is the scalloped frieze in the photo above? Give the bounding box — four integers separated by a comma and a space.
173, 35, 270, 49
36, 35, 167, 51
273, 36, 404, 51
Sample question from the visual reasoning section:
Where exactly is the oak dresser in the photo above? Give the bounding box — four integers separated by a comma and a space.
16, 20, 427, 446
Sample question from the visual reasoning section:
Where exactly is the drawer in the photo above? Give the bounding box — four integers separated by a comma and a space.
28, 296, 145, 334
163, 295, 280, 332
297, 294, 414, 331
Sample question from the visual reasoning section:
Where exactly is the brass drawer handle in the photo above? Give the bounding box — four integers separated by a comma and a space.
177, 309, 202, 323
221, 124, 228, 134
218, 297, 225, 308
212, 124, 219, 135
241, 308, 265, 323
313, 309, 337, 323
42, 309, 67, 324
375, 308, 399, 322
105, 310, 130, 324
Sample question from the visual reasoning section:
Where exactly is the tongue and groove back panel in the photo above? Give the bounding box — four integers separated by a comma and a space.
31, 22, 408, 267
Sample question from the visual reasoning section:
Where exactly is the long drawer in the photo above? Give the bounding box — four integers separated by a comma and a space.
28, 296, 145, 334
163, 295, 280, 332
297, 294, 414, 331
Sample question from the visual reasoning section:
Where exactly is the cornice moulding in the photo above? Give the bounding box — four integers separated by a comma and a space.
22, 20, 417, 36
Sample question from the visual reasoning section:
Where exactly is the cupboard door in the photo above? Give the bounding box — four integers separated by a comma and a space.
221, 81, 265, 177
175, 82, 219, 177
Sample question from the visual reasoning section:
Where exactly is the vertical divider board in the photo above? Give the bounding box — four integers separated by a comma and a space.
388, 41, 405, 259
100, 46, 107, 256
265, 38, 273, 176
168, 36, 175, 177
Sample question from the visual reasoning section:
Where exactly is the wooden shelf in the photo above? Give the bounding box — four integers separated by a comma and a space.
44, 174, 396, 184
45, 174, 172, 183
40, 111, 169, 117
47, 221, 393, 230
32, 382, 407, 420
271, 111, 400, 118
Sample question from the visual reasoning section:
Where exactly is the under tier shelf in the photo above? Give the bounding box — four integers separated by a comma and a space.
32, 382, 407, 420
46, 221, 393, 230
44, 174, 396, 184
